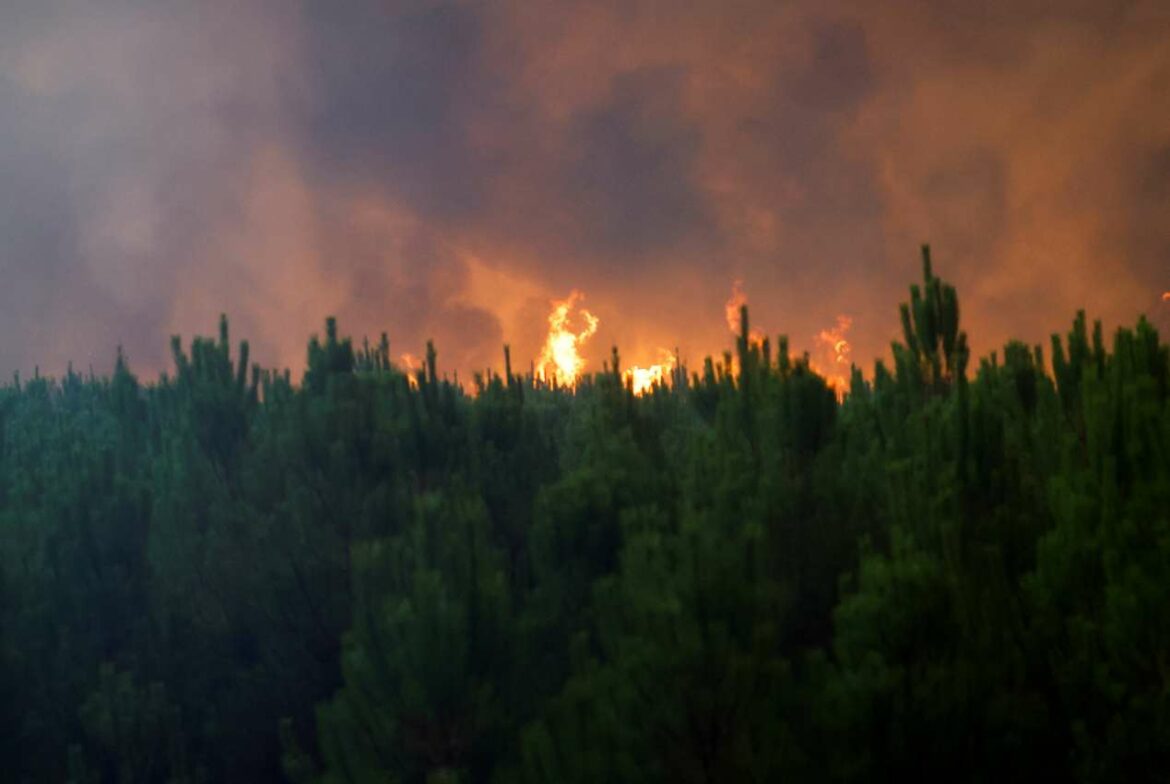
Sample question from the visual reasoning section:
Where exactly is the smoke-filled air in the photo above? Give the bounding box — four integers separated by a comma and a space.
1, 1, 1170, 782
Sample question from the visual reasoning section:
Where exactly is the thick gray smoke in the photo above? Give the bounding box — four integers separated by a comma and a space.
0, 0, 1167, 380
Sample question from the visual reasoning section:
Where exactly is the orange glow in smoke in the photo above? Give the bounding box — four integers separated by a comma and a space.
536, 290, 599, 386
726, 279, 748, 334
725, 279, 765, 344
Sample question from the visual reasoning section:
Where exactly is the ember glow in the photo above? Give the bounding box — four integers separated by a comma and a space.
1163, 292, 1170, 302
536, 291, 599, 387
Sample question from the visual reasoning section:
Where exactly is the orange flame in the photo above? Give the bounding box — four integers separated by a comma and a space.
623, 350, 676, 395
400, 352, 422, 389
815, 315, 853, 399
537, 290, 599, 387
1162, 291, 1170, 302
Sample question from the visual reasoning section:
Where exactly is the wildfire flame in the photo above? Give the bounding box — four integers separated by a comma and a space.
523, 282, 856, 399
1163, 291, 1170, 302
537, 290, 599, 387
815, 315, 853, 399
725, 279, 765, 344
400, 352, 422, 389
623, 350, 676, 395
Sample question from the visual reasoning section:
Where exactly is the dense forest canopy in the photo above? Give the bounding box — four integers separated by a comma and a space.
1, 247, 1168, 782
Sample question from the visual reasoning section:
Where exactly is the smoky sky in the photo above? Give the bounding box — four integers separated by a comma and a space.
1, 0, 1168, 381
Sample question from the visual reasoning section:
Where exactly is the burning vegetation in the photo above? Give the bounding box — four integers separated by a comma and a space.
535, 290, 599, 387
527, 290, 677, 396
528, 280, 854, 398
623, 349, 677, 395
814, 315, 854, 398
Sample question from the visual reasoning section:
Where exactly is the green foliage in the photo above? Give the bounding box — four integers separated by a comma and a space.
313, 494, 512, 783
74, 663, 198, 784
0, 248, 1167, 782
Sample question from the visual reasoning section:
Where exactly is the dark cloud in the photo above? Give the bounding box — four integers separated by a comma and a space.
301, 2, 493, 218
788, 20, 873, 113
561, 67, 716, 259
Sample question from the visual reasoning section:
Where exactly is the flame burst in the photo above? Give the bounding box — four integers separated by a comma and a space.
537, 290, 599, 387
400, 352, 422, 389
623, 350, 676, 395
815, 315, 853, 398
1163, 292, 1170, 302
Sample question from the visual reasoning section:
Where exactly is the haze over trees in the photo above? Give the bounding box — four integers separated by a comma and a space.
0, 247, 1167, 782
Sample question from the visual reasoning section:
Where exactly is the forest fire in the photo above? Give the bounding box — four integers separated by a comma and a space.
399, 352, 421, 388
815, 315, 853, 398
536, 290, 599, 387
531, 282, 855, 398
623, 350, 676, 395
724, 280, 853, 397
9, 0, 1170, 778
535, 290, 675, 394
